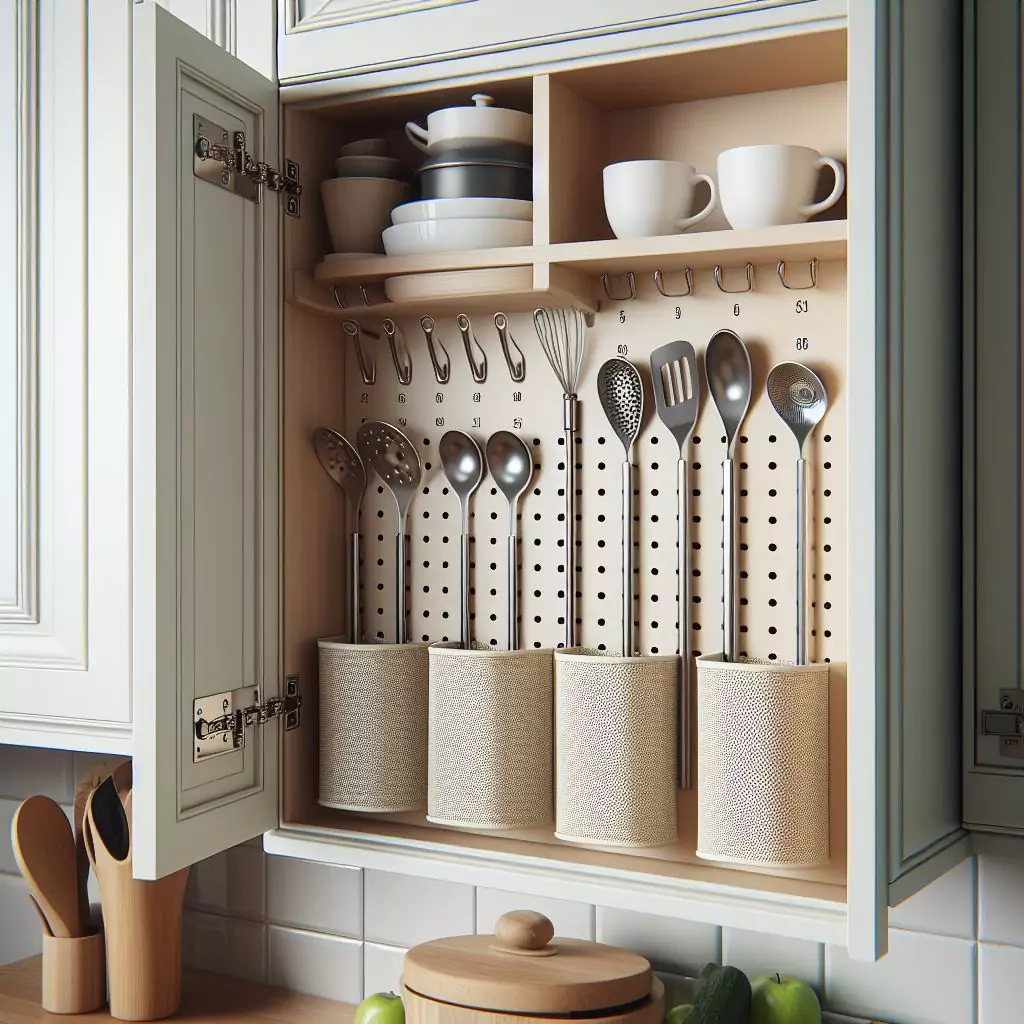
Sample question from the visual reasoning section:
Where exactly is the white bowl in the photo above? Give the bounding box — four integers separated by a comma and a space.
340, 138, 386, 157
333, 155, 405, 179
391, 198, 533, 225
382, 217, 532, 256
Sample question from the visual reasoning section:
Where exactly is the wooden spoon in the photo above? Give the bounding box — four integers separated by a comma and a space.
12, 795, 82, 938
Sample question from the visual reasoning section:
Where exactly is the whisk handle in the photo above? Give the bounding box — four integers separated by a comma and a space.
564, 394, 578, 649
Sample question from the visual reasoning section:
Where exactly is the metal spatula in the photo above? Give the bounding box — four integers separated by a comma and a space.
357, 422, 422, 644
650, 341, 700, 787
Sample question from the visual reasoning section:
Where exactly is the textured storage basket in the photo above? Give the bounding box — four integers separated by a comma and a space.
318, 639, 428, 812
554, 649, 678, 847
696, 654, 830, 867
428, 644, 553, 829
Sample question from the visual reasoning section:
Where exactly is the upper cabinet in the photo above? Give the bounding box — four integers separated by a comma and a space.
154, 0, 276, 79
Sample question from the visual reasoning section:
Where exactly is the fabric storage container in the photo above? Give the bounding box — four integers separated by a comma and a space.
696, 654, 830, 867
428, 644, 553, 829
554, 649, 677, 847
403, 910, 664, 1024
318, 639, 428, 812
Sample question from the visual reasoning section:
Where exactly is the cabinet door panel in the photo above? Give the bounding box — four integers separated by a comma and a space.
131, 2, 280, 879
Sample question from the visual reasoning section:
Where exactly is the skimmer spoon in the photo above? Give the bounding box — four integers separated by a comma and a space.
766, 361, 829, 664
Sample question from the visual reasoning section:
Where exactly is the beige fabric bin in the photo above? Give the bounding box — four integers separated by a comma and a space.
428, 644, 553, 829
318, 639, 428, 812
696, 654, 830, 867
554, 648, 678, 847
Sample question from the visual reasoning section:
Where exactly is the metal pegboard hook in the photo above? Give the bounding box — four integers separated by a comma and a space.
601, 271, 637, 301
493, 312, 526, 382
419, 315, 451, 384
653, 267, 693, 298
381, 318, 413, 385
457, 313, 487, 383
342, 319, 376, 385
777, 258, 818, 290
330, 285, 348, 309
713, 263, 754, 294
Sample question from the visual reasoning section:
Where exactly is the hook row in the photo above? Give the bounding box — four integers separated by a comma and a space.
599, 258, 819, 301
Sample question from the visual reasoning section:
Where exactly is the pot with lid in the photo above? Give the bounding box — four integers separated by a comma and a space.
416, 144, 533, 201
402, 910, 664, 1024
406, 94, 533, 154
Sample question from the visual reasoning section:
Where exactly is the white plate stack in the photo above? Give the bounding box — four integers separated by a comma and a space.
321, 139, 409, 256
382, 197, 534, 257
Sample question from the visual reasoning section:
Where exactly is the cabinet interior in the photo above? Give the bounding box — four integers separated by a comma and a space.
281, 27, 850, 905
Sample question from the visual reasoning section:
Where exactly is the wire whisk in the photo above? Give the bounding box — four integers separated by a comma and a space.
533, 306, 589, 648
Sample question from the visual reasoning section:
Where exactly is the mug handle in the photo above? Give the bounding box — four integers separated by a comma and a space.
405, 122, 431, 153
800, 156, 846, 217
677, 172, 717, 231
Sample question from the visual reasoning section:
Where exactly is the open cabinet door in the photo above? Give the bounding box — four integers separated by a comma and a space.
131, 2, 283, 880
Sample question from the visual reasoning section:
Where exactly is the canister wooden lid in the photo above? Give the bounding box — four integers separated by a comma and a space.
402, 911, 653, 1015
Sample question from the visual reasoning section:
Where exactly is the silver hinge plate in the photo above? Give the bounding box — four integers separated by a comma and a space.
193, 675, 302, 762
981, 688, 1024, 758
192, 113, 302, 217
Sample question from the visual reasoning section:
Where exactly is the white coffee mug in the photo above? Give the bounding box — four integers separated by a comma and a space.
603, 160, 717, 239
717, 144, 845, 229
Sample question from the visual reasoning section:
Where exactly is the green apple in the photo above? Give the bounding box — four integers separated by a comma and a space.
664, 1005, 693, 1024
355, 992, 405, 1024
750, 974, 821, 1024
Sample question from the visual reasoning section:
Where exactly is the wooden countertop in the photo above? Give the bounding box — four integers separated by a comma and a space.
0, 957, 357, 1023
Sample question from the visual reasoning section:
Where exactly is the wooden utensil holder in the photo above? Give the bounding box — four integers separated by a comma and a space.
42, 928, 105, 1014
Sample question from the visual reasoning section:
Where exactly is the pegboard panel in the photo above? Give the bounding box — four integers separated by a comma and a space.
340, 259, 846, 681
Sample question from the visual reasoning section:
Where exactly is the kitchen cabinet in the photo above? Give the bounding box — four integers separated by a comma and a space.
0, 0, 967, 961
154, 0, 276, 79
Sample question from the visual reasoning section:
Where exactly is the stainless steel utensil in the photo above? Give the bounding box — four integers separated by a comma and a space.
356, 421, 422, 644
706, 330, 752, 662
766, 361, 829, 664
533, 306, 588, 649
313, 427, 367, 643
485, 431, 534, 650
650, 340, 700, 787
439, 430, 485, 649
597, 357, 644, 656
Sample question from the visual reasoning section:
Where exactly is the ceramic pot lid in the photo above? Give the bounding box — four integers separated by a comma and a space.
402, 911, 653, 1015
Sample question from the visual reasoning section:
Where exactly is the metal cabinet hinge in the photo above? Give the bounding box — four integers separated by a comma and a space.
193, 675, 302, 762
981, 688, 1024, 758
193, 114, 302, 217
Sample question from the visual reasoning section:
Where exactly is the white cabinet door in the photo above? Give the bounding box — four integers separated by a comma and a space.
0, 1, 133, 752
131, 1, 281, 879
278, 0, 844, 95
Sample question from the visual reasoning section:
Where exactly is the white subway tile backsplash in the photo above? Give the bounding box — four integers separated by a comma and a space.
0, 874, 44, 966
978, 942, 1024, 1024
183, 911, 267, 983
0, 798, 19, 875
596, 906, 721, 976
825, 928, 976, 1024
722, 927, 823, 991
476, 888, 594, 940
979, 856, 1024, 946
268, 926, 362, 1003
364, 870, 474, 947
889, 857, 977, 939
0, 746, 73, 802
266, 856, 361, 937
186, 845, 266, 922
364, 942, 409, 999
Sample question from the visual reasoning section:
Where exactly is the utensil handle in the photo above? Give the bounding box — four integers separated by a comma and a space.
461, 531, 471, 648
350, 532, 360, 644
723, 457, 738, 662
679, 457, 691, 789
796, 456, 808, 665
508, 534, 518, 651
622, 459, 634, 657
396, 529, 407, 645
564, 394, 578, 649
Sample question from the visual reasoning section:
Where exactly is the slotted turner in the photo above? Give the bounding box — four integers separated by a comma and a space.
650, 341, 700, 787
356, 421, 422, 644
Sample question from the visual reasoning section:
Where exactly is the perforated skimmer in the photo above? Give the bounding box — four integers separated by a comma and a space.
597, 357, 644, 656
356, 421, 422, 644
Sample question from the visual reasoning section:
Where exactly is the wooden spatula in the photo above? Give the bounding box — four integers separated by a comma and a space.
12, 795, 82, 938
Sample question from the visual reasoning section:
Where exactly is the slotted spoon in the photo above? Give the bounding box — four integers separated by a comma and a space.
597, 357, 644, 656
313, 427, 367, 642
766, 361, 829, 664
650, 340, 700, 787
356, 421, 422, 644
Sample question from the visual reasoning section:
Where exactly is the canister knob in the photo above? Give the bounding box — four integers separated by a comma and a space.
491, 910, 557, 957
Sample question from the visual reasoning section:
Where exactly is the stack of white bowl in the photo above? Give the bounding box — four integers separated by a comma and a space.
383, 196, 533, 256
321, 139, 409, 258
